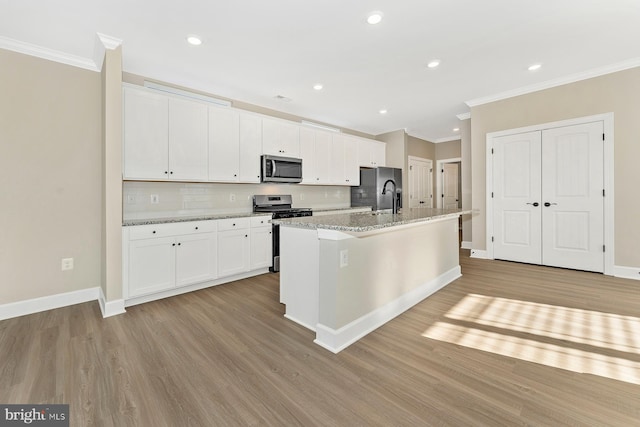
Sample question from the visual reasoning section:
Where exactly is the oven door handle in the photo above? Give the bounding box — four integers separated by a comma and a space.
272, 159, 277, 177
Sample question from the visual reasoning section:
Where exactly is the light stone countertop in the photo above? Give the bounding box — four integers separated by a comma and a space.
273, 208, 471, 232
123, 212, 271, 227
311, 206, 372, 213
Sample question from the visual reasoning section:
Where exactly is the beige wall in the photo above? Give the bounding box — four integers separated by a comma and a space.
0, 49, 103, 304
471, 67, 640, 267
435, 140, 461, 160
407, 135, 435, 160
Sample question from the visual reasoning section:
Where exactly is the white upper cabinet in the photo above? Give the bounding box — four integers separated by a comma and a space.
122, 84, 380, 186
358, 139, 386, 168
300, 127, 332, 184
262, 117, 300, 157
330, 134, 360, 186
124, 86, 208, 181
169, 98, 208, 181
123, 86, 169, 179
209, 108, 262, 183
238, 114, 262, 183
208, 106, 240, 182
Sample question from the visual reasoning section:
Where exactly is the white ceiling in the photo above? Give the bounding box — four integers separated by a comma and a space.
2, 0, 640, 142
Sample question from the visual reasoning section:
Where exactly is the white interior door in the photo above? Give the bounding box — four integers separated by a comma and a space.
541, 122, 604, 272
492, 122, 604, 272
442, 163, 459, 209
409, 158, 432, 208
493, 131, 542, 264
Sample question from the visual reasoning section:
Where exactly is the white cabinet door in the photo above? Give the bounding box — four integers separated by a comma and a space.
300, 128, 331, 184
238, 113, 262, 183
218, 229, 251, 277
168, 98, 208, 181
344, 136, 360, 186
208, 107, 240, 182
175, 232, 218, 287
123, 87, 169, 179
330, 134, 359, 185
128, 237, 176, 297
250, 226, 272, 270
300, 127, 317, 183
262, 118, 300, 157
370, 141, 386, 167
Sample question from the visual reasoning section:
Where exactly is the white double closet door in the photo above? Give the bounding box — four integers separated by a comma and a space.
493, 121, 604, 272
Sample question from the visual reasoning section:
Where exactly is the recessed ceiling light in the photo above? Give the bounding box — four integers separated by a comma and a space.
427, 60, 440, 69
313, 84, 323, 91
186, 35, 202, 46
528, 63, 542, 71
379, 109, 388, 115
453, 128, 460, 132
367, 11, 383, 25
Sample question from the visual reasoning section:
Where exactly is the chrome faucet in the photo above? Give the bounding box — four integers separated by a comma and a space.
381, 179, 398, 214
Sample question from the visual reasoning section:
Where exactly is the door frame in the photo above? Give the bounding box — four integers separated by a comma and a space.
436, 157, 462, 209
408, 156, 433, 208
486, 113, 614, 275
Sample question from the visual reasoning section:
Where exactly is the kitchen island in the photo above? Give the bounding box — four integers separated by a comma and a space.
274, 208, 469, 353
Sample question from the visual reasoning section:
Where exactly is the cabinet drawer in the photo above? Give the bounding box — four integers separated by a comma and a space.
217, 217, 250, 231
127, 220, 217, 240
251, 216, 272, 228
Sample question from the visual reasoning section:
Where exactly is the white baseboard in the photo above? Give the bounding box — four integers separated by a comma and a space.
461, 241, 472, 250
314, 265, 462, 354
613, 265, 640, 281
470, 249, 490, 259
0, 287, 100, 321
98, 287, 126, 318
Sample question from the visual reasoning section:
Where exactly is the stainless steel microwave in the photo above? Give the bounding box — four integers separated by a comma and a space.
261, 155, 303, 183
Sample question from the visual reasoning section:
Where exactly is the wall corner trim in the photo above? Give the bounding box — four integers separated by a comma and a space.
0, 35, 99, 71
98, 288, 126, 318
94, 32, 123, 71
0, 288, 100, 321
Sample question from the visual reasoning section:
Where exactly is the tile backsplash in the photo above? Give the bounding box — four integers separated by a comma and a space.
123, 181, 351, 219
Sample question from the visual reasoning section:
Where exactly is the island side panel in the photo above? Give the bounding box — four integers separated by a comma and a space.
279, 226, 320, 331
317, 218, 460, 348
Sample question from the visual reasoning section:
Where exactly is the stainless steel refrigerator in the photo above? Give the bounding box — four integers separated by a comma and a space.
350, 167, 402, 211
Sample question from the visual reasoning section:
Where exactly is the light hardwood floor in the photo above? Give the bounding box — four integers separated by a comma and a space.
1, 251, 639, 426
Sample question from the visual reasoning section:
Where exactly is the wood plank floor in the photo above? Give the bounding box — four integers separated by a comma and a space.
1, 251, 639, 426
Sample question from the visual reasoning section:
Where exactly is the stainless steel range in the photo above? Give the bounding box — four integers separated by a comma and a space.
252, 195, 312, 272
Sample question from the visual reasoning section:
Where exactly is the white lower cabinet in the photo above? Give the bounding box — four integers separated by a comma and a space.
250, 216, 273, 270
218, 228, 251, 277
175, 232, 218, 287
128, 236, 176, 297
124, 216, 272, 304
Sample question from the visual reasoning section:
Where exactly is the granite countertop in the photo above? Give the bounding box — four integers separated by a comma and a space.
123, 212, 271, 227
311, 206, 372, 213
273, 208, 471, 232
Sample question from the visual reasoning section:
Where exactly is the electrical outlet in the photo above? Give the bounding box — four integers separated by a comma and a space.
61, 258, 74, 271
300, 193, 305, 201
127, 194, 136, 204
229, 193, 236, 202
340, 250, 349, 268
150, 194, 159, 204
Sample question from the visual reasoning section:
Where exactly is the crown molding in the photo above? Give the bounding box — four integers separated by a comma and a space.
0, 36, 99, 71
465, 57, 640, 107
433, 135, 461, 144
94, 33, 122, 70
456, 112, 471, 120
